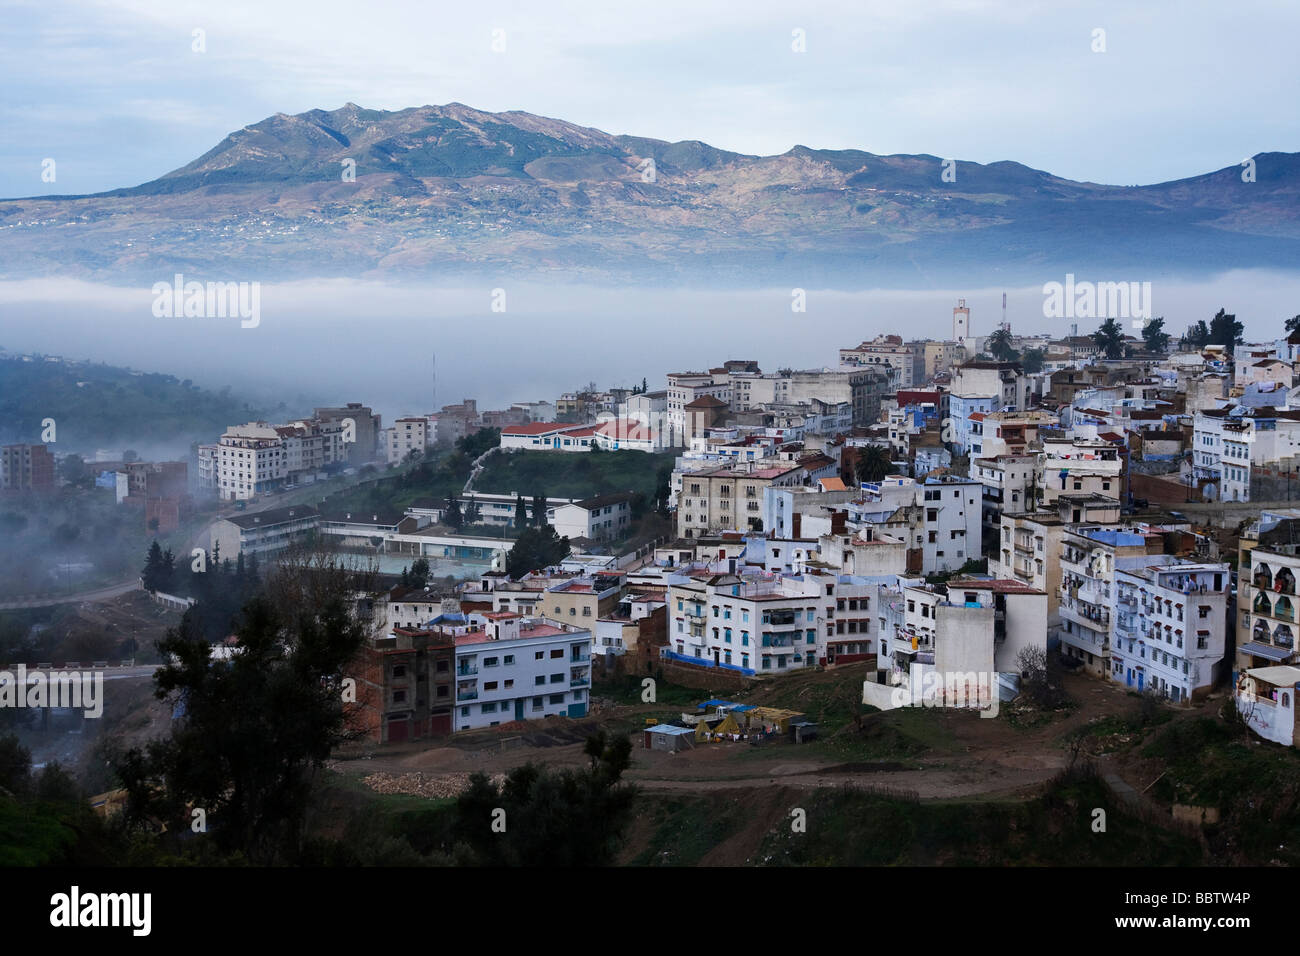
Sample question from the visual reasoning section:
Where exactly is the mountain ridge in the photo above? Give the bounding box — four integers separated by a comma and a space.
3, 102, 1298, 287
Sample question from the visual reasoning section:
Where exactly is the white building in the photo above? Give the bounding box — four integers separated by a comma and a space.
552, 493, 636, 542
204, 418, 349, 501
384, 416, 436, 464
1111, 562, 1229, 703
452, 614, 593, 730
666, 570, 873, 676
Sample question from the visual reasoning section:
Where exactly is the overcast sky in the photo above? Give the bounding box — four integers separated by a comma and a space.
3, 0, 1298, 199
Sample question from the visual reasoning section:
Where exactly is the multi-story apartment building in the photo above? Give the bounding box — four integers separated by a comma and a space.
973, 453, 1040, 553
666, 372, 731, 447
351, 624, 456, 743
1039, 433, 1125, 506
1237, 509, 1300, 673
0, 443, 54, 492
948, 362, 1029, 454
1112, 561, 1229, 702
967, 410, 1058, 459
384, 416, 435, 464
838, 335, 924, 390
677, 461, 806, 538
869, 577, 1047, 710
1058, 526, 1153, 676
314, 404, 381, 465
452, 613, 593, 730
1194, 405, 1300, 502
202, 418, 349, 500
666, 570, 873, 675
992, 497, 1121, 633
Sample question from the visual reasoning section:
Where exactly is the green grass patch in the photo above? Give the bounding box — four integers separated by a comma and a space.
627, 794, 749, 866
477, 449, 675, 501
757, 769, 1203, 865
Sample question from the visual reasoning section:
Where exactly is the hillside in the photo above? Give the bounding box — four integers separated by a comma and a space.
3, 103, 1298, 286
0, 353, 267, 452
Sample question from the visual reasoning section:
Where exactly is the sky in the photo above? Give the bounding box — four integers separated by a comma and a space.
3, 0, 1299, 199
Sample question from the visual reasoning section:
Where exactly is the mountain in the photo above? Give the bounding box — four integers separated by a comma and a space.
2, 102, 1298, 287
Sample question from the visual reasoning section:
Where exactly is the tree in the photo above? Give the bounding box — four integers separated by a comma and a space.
409, 557, 430, 588
1285, 315, 1300, 335
854, 445, 893, 485
514, 494, 528, 528
142, 541, 165, 591
1208, 308, 1244, 354
444, 496, 463, 530
463, 497, 482, 525
1019, 347, 1045, 374
1184, 319, 1210, 349
1140, 317, 1170, 354
58, 454, 93, 489
1092, 317, 1125, 359
641, 376, 648, 393
987, 327, 1018, 362
506, 526, 571, 578
452, 732, 635, 866
116, 559, 371, 863
531, 494, 548, 527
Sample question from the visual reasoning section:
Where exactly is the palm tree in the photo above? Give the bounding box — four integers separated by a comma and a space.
987, 327, 1018, 362
855, 445, 893, 485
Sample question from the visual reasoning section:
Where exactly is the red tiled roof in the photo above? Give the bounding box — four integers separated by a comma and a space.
501, 421, 579, 436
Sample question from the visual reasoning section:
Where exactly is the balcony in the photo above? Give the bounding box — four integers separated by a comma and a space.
456, 665, 478, 677
571, 652, 590, 663
571, 677, 590, 688
456, 690, 478, 702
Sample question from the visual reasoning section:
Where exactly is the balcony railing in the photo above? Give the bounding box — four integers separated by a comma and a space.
456, 691, 478, 701
457, 666, 478, 676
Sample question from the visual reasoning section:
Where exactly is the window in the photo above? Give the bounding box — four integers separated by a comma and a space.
392, 665, 406, 678
481, 701, 497, 713
504, 655, 514, 664
550, 673, 564, 683
484, 656, 498, 667
532, 696, 543, 710
392, 689, 406, 703
483, 681, 498, 691
551, 649, 564, 658
535, 651, 544, 660
535, 675, 545, 686
549, 694, 565, 705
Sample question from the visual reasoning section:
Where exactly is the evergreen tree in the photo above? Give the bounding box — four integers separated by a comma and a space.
514, 494, 528, 528
161, 548, 176, 592
506, 526, 571, 578
410, 557, 431, 588
142, 541, 165, 591
531, 493, 547, 527
444, 496, 464, 530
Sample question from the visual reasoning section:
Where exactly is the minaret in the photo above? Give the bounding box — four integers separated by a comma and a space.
953, 299, 971, 352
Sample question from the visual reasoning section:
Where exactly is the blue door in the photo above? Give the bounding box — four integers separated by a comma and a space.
514, 699, 524, 721
1126, 668, 1133, 687
1137, 671, 1144, 691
